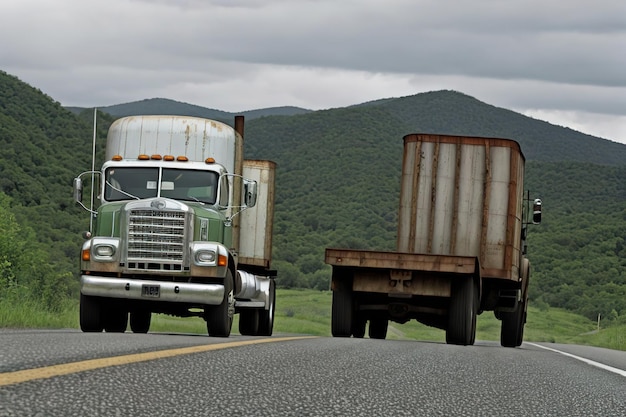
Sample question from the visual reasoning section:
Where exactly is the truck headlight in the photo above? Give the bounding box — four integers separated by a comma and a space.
195, 250, 217, 265
95, 245, 115, 257
191, 242, 227, 267
91, 238, 120, 262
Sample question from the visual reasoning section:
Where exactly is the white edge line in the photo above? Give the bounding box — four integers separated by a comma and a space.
527, 342, 626, 378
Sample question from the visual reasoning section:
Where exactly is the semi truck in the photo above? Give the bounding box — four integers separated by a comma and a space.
73, 115, 276, 337
326, 133, 541, 347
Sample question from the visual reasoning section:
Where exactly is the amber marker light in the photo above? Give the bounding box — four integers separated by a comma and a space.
218, 255, 228, 267
177, 156, 189, 162
111, 155, 123, 161
151, 154, 162, 160
205, 157, 216, 164
163, 155, 175, 161
138, 154, 150, 160
82, 249, 91, 261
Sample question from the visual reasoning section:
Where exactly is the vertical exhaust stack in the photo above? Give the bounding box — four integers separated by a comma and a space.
234, 115, 245, 177
232, 116, 245, 254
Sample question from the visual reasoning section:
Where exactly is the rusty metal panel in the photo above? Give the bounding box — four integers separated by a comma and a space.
397, 134, 525, 280
238, 160, 276, 268
106, 116, 237, 174
325, 248, 477, 275
352, 271, 451, 297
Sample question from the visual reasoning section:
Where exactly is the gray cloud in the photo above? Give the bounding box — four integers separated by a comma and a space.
1, 0, 625, 143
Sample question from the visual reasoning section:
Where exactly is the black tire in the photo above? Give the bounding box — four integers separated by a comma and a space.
501, 302, 525, 348
352, 314, 366, 338
257, 279, 275, 336
103, 304, 128, 333
80, 293, 103, 332
446, 276, 478, 346
502, 258, 530, 347
130, 311, 151, 334
205, 269, 234, 337
331, 280, 353, 337
239, 309, 260, 336
368, 319, 388, 340
517, 309, 527, 346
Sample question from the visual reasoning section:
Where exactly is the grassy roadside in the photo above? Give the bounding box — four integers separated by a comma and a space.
1, 289, 624, 351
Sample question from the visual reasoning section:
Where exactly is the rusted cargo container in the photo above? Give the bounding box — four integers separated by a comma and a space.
398, 134, 525, 280
325, 133, 541, 346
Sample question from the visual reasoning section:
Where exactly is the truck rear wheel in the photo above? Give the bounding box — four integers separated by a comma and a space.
332, 280, 354, 337
352, 314, 366, 338
368, 319, 388, 339
205, 269, 235, 337
130, 311, 151, 334
239, 309, 260, 336
80, 293, 103, 332
257, 279, 275, 336
446, 276, 478, 345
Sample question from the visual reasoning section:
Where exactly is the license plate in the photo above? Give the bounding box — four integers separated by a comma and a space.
141, 284, 160, 298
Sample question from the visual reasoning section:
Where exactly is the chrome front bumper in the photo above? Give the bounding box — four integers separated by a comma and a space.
80, 275, 224, 305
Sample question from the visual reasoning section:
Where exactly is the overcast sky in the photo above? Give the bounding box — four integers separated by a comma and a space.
2, 0, 625, 144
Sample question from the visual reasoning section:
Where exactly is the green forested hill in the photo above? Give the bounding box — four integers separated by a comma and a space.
0, 71, 101, 308
1, 70, 625, 323
360, 90, 626, 165
524, 161, 626, 319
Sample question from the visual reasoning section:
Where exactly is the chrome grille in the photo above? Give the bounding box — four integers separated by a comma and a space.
127, 209, 186, 267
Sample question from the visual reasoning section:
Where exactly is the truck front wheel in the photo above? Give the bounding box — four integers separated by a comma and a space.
501, 301, 526, 347
103, 305, 128, 333
205, 270, 235, 337
130, 311, 151, 334
80, 293, 103, 332
502, 259, 530, 347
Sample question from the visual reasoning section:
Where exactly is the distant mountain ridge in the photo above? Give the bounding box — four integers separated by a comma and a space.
66, 97, 312, 123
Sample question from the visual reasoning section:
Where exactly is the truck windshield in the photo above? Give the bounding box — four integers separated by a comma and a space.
104, 167, 218, 204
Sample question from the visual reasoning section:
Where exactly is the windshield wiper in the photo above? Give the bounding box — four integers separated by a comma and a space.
106, 180, 140, 200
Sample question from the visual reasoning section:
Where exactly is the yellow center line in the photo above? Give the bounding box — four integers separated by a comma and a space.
0, 336, 316, 387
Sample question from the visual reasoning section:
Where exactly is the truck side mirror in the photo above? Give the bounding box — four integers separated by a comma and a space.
533, 199, 542, 224
243, 179, 258, 208
73, 177, 83, 203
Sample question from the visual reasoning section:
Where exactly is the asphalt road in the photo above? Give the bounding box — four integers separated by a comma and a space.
1, 329, 625, 416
